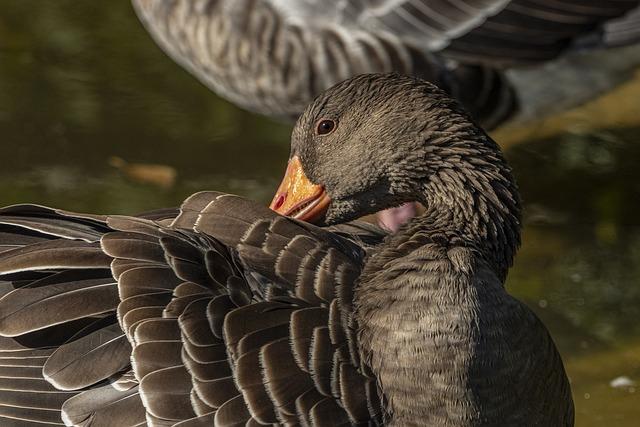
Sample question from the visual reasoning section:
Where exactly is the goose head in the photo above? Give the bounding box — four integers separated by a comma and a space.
270, 73, 521, 277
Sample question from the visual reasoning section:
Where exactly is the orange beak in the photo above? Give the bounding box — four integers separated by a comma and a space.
269, 156, 331, 223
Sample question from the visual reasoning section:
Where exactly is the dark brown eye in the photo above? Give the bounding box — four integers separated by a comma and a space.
316, 119, 336, 135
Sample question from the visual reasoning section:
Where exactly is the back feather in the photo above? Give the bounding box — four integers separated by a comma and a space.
0, 194, 387, 425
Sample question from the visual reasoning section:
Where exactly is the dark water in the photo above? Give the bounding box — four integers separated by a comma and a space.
1, 1, 639, 424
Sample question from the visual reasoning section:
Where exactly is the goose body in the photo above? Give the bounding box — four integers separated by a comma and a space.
132, 0, 640, 128
0, 74, 573, 426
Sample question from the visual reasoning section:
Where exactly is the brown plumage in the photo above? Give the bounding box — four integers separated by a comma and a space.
0, 74, 572, 426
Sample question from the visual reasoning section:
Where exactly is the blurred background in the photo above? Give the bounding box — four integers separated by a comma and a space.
0, 1, 639, 424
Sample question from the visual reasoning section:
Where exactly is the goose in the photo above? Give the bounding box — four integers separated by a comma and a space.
0, 74, 573, 426
132, 0, 640, 129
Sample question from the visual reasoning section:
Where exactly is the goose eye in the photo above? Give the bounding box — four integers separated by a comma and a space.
316, 119, 336, 135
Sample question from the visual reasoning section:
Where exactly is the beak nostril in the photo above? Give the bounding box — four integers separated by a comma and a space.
273, 194, 286, 210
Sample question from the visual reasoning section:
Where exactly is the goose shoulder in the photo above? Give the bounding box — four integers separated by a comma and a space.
356, 238, 573, 425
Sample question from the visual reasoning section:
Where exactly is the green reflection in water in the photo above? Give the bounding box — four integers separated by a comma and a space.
507, 129, 640, 425
1, 1, 639, 425
0, 0, 292, 210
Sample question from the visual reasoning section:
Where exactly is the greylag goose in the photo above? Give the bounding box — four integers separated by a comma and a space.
132, 0, 640, 129
0, 74, 573, 426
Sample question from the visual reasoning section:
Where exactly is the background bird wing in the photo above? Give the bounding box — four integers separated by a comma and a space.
603, 4, 640, 46
0, 193, 386, 425
276, 0, 640, 63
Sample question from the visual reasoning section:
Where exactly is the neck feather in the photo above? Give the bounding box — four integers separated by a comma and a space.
419, 162, 520, 281
390, 121, 521, 281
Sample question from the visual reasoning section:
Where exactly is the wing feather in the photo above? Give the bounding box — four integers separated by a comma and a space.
0, 193, 384, 425
43, 323, 131, 390
60, 385, 146, 427
0, 277, 117, 337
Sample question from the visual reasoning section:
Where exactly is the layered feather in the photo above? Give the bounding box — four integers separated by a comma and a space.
0, 193, 386, 426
